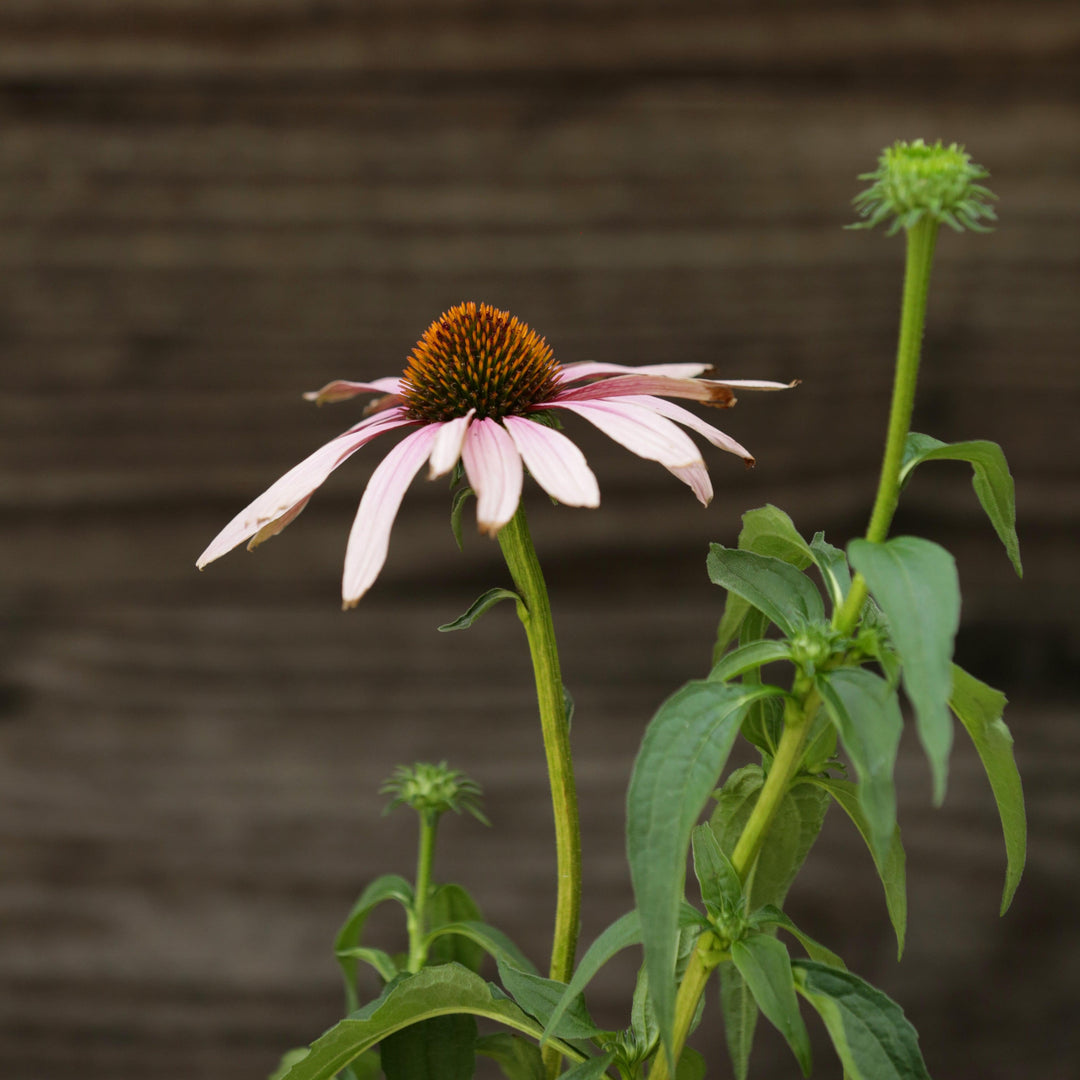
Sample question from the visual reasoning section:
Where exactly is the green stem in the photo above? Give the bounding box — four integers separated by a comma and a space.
647, 933, 720, 1080
834, 216, 940, 633
406, 811, 438, 973
497, 505, 581, 1076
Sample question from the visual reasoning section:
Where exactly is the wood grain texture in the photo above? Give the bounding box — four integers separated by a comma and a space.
1, 1, 1077, 1077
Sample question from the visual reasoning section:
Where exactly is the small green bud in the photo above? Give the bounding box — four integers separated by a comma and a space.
381, 761, 489, 825
788, 623, 847, 676
850, 139, 997, 235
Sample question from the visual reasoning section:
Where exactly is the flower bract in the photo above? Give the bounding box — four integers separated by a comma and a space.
197, 302, 794, 607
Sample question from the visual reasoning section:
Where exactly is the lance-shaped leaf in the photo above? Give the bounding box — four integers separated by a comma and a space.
474, 1032, 545, 1080
792, 961, 931, 1080
691, 824, 743, 917
278, 964, 585, 1080
333, 946, 399, 984
737, 504, 814, 568
426, 885, 487, 972
731, 933, 812, 1076
949, 664, 1026, 913
802, 778, 906, 957
848, 537, 960, 804
559, 1051, 616, 1079
719, 962, 759, 1080
379, 1013, 477, 1080
816, 668, 903, 864
495, 960, 603, 1042
709, 640, 794, 685
334, 875, 415, 1010
423, 919, 538, 976
708, 546, 825, 636
810, 532, 852, 611
749, 906, 846, 969
438, 588, 522, 631
627, 681, 784, 1066
901, 432, 1022, 577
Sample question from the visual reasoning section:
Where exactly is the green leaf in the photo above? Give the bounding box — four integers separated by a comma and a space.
423, 920, 538, 976
731, 934, 812, 1076
675, 1046, 707, 1080
719, 962, 759, 1080
709, 640, 794, 684
810, 532, 852, 611
948, 664, 1027, 913
817, 668, 903, 864
438, 588, 522, 632
426, 886, 487, 972
803, 778, 907, 957
792, 960, 931, 1080
495, 960, 603, 1041
278, 964, 584, 1080
559, 1051, 616, 1079
710, 767, 830, 910
334, 875, 415, 1011
691, 824, 742, 917
269, 1048, 317, 1080
707, 546, 826, 636
749, 906, 846, 969
450, 486, 474, 551
901, 432, 1022, 577
380, 1013, 477, 1080
714, 594, 753, 662
627, 681, 783, 1066
541, 910, 640, 1043
848, 537, 960, 804
474, 1032, 546, 1080
334, 946, 399, 984
737, 505, 814, 568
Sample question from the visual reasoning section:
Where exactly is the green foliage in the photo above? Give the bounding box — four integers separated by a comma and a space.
438, 588, 523, 632
381, 762, 488, 824
731, 934, 812, 1075
426, 886, 488, 972
803, 778, 907, 957
423, 919, 538, 976
277, 964, 584, 1080
474, 1033, 545, 1080
379, 1013, 477, 1080
949, 664, 1027, 912
450, 486, 474, 551
793, 961, 931, 1079
707, 546, 826, 636
709, 639, 794, 684
719, 963, 759, 1080
333, 946, 399, 984
848, 537, 960, 804
809, 532, 852, 611
558, 1052, 616, 1079
626, 682, 783, 1065
816, 668, 903, 864
901, 433, 1022, 576
495, 960, 604, 1042
334, 875, 415, 1011
748, 906, 845, 969
691, 824, 743, 922
737, 505, 815, 568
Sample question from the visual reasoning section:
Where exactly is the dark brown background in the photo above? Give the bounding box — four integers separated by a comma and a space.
2, 2, 1078, 1078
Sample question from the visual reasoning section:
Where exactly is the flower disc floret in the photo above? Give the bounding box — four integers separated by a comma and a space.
851, 139, 997, 235
401, 302, 561, 422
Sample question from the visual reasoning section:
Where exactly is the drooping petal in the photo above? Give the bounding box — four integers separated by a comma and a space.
428, 409, 475, 479
556, 361, 713, 384
342, 425, 440, 607
502, 415, 600, 508
554, 374, 737, 408
197, 408, 413, 569
247, 494, 312, 551
705, 378, 799, 390
668, 461, 713, 506
616, 394, 755, 464
303, 377, 403, 405
461, 418, 524, 535
551, 399, 704, 468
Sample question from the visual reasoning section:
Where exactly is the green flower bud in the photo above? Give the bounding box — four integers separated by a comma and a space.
850, 139, 997, 235
381, 761, 489, 825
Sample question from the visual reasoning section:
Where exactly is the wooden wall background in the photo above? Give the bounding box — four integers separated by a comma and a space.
1, 2, 1078, 1077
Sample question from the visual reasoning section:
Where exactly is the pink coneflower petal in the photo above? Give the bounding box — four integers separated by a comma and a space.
461, 418, 524, 536
555, 374, 738, 408
303, 377, 404, 405
618, 395, 755, 464
428, 409, 476, 479
706, 378, 799, 390
669, 461, 713, 506
197, 408, 414, 569
556, 361, 712, 384
551, 399, 703, 469
247, 494, 312, 551
342, 425, 440, 608
503, 415, 600, 508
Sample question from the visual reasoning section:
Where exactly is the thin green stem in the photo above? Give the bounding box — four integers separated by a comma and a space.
647, 933, 720, 1080
406, 811, 438, 973
497, 505, 581, 1077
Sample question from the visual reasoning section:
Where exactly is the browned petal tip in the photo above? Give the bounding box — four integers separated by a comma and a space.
789, 378, 802, 388
743, 456, 757, 470
706, 385, 737, 408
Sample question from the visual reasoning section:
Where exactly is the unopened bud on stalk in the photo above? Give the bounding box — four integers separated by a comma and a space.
381, 761, 489, 825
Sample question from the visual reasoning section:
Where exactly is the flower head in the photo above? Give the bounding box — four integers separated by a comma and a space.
381, 761, 488, 824
850, 139, 997, 235
197, 302, 794, 607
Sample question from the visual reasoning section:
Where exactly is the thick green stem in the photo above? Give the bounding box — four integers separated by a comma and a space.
497, 505, 581, 1076
647, 933, 720, 1080
834, 216, 940, 633
406, 812, 438, 973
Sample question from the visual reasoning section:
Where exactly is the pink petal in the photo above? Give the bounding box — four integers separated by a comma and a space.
247, 494, 312, 551
668, 461, 713, 507
502, 415, 600, 508
428, 410, 475, 479
461, 418, 524, 536
554, 374, 738, 408
556, 361, 713, 384
196, 408, 412, 569
706, 378, 799, 390
617, 395, 755, 464
303, 377, 403, 405
551, 399, 704, 468
342, 425, 439, 607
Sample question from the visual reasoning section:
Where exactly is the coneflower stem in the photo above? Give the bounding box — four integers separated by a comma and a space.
497, 505, 581, 1075
406, 812, 438, 973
